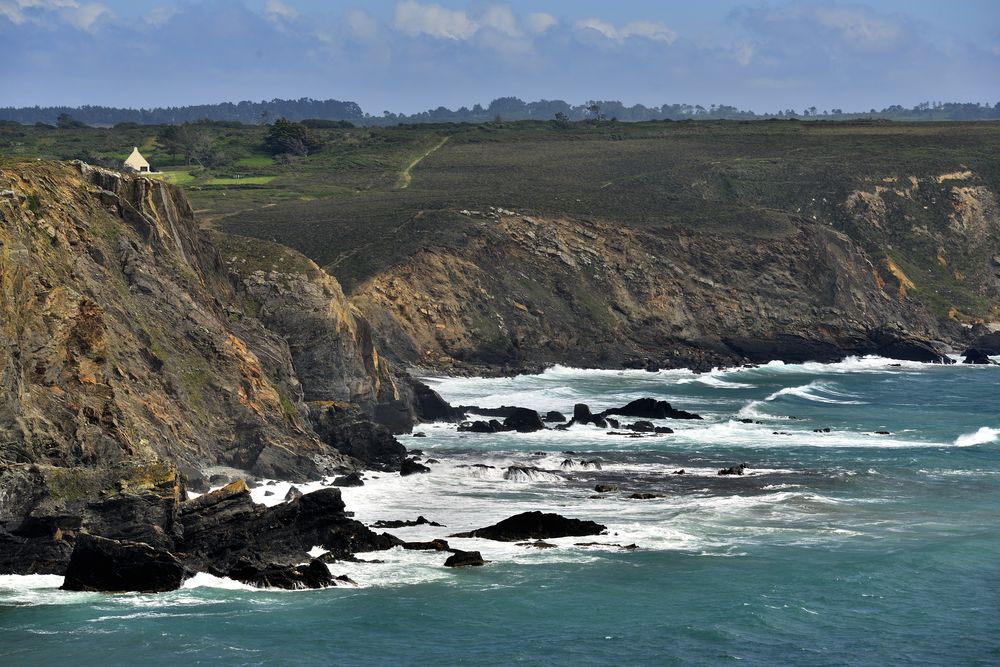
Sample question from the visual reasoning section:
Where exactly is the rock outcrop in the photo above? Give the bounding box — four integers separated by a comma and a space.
450, 511, 606, 541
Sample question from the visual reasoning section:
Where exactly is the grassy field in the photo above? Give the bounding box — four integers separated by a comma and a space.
3, 118, 999, 315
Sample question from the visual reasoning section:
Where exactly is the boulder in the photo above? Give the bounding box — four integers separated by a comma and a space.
543, 411, 567, 423
962, 348, 993, 364
449, 511, 606, 541
444, 550, 486, 567
601, 398, 702, 420
571, 404, 607, 427
411, 381, 462, 421
284, 486, 303, 502
402, 539, 451, 551
332, 472, 364, 487
502, 408, 545, 433
594, 484, 618, 493
718, 463, 749, 476
626, 421, 655, 433
400, 458, 431, 476
61, 534, 186, 593
227, 558, 333, 589
311, 404, 408, 472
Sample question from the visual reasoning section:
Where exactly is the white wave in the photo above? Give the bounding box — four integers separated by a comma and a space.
954, 427, 1000, 447
762, 380, 866, 405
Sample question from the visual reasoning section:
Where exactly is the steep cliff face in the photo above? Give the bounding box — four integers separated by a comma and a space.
0, 161, 361, 479
209, 233, 400, 411
351, 209, 977, 372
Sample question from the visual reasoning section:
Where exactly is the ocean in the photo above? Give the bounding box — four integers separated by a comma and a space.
2, 357, 998, 666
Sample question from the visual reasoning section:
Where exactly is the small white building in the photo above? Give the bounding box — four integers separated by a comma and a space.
124, 147, 151, 173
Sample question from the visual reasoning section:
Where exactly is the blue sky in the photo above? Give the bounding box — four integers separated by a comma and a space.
1, 1, 997, 113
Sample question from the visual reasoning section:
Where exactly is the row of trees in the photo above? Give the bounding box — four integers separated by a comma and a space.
154, 118, 321, 167
5, 98, 1000, 128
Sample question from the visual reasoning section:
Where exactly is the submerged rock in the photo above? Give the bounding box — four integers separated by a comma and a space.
61, 534, 187, 593
371, 516, 444, 528
450, 511, 606, 541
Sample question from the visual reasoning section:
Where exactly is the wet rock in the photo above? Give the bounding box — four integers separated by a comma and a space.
332, 472, 364, 487
518, 540, 557, 549
606, 417, 620, 429
502, 408, 545, 432
560, 459, 576, 469
626, 421, 655, 433
444, 550, 486, 567
503, 466, 553, 481
718, 463, 749, 476
450, 511, 606, 541
228, 558, 333, 590
672, 469, 686, 475
813, 427, 831, 433
61, 534, 187, 593
412, 432, 427, 438
580, 459, 603, 470
601, 398, 702, 420
543, 411, 567, 423
371, 516, 444, 529
654, 426, 674, 434
571, 403, 607, 428
311, 404, 408, 472
402, 539, 450, 551
629, 493, 661, 500
411, 381, 463, 421
284, 486, 303, 502
425, 458, 440, 464
962, 348, 993, 364
458, 420, 495, 433
400, 458, 431, 476
594, 484, 618, 493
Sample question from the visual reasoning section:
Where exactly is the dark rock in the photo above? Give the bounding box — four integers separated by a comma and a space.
628, 493, 661, 500
179, 482, 401, 572
543, 411, 567, 423
400, 458, 431, 476
601, 398, 702, 420
450, 511, 606, 541
371, 516, 443, 528
425, 458, 440, 464
518, 540, 558, 549
444, 550, 486, 567
560, 459, 576, 469
626, 421, 655, 433
645, 362, 660, 373
654, 426, 674, 434
503, 466, 552, 481
412, 432, 427, 438
284, 486, 303, 502
61, 534, 186, 593
332, 472, 364, 487
672, 469, 686, 475
874, 431, 891, 435
962, 348, 993, 364
311, 404, 408, 472
813, 427, 831, 433
411, 381, 463, 421
409, 449, 424, 457
606, 417, 620, 429
502, 408, 545, 433
970, 331, 1000, 355
227, 558, 333, 589
571, 403, 607, 427
718, 463, 749, 476
594, 484, 619, 493
580, 459, 603, 470
458, 420, 496, 433
403, 539, 451, 551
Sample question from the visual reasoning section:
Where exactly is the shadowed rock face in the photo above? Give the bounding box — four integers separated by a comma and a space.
61, 534, 186, 593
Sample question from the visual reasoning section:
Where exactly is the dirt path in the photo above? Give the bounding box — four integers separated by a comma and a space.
397, 136, 449, 189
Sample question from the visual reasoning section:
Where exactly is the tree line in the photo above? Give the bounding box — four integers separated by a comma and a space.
2, 97, 999, 127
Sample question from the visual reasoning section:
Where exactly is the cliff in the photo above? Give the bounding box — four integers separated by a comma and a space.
0, 160, 400, 480
351, 202, 992, 372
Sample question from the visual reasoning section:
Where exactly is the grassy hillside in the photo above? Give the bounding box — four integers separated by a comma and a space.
3, 119, 999, 319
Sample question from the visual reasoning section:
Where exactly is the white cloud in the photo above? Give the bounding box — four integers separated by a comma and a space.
525, 12, 556, 35
478, 4, 519, 37
0, 0, 110, 30
575, 18, 677, 44
265, 0, 298, 21
394, 0, 478, 40
815, 7, 901, 47
344, 8, 379, 41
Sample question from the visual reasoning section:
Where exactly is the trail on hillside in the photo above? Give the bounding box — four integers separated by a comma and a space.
397, 136, 449, 189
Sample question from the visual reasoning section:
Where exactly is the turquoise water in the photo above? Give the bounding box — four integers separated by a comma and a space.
2, 358, 999, 666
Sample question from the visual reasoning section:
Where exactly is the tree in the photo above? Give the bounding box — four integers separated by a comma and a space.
56, 112, 86, 129
263, 117, 322, 156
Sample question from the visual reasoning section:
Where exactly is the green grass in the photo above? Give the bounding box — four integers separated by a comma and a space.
4, 118, 1000, 317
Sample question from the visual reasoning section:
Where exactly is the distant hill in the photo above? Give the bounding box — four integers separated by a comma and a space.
2, 98, 998, 127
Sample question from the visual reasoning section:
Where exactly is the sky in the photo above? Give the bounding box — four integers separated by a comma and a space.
0, 0, 997, 114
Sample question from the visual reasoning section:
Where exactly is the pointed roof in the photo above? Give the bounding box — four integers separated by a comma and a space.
124, 147, 150, 171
